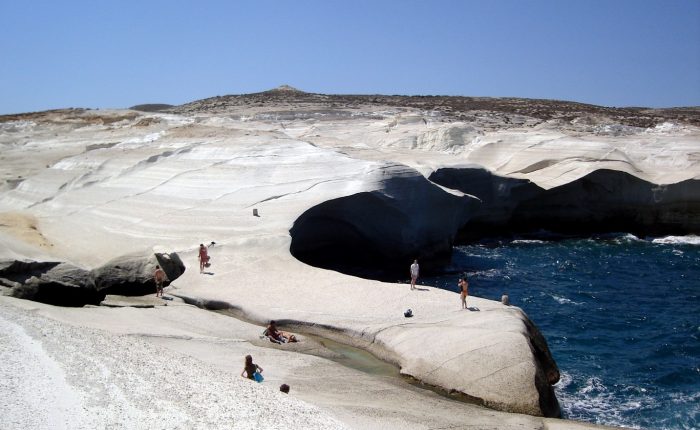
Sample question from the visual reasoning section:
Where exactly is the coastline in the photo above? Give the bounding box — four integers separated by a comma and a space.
0, 295, 624, 430
2, 103, 697, 428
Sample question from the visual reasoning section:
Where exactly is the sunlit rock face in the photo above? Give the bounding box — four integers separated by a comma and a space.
1, 90, 698, 417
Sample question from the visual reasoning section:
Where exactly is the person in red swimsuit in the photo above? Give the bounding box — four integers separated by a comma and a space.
198, 244, 209, 273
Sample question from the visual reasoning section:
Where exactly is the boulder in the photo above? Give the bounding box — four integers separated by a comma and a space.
93, 250, 185, 296
370, 306, 561, 417
0, 260, 100, 306
0, 251, 185, 306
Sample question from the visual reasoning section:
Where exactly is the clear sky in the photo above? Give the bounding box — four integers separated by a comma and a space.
1, 0, 699, 114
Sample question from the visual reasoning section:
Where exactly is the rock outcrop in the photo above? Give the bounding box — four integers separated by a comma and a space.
430, 167, 700, 240
0, 260, 99, 306
93, 250, 185, 296
0, 251, 185, 306
290, 167, 478, 277
2, 91, 698, 420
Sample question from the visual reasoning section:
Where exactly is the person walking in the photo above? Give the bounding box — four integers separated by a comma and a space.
458, 276, 469, 309
154, 265, 167, 297
410, 259, 419, 290
198, 243, 209, 273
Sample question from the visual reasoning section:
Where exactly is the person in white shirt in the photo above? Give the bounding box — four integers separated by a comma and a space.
410, 259, 419, 290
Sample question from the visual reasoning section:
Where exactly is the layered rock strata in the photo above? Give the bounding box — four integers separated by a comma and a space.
1, 90, 698, 419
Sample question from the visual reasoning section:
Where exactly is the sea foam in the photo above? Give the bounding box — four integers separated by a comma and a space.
652, 235, 700, 245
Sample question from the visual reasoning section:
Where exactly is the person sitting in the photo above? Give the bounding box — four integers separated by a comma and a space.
265, 320, 298, 343
240, 354, 263, 381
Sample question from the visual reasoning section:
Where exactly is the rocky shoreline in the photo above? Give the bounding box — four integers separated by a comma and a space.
2, 88, 698, 428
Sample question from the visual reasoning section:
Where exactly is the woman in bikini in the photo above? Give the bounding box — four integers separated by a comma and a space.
241, 354, 263, 380
198, 244, 209, 273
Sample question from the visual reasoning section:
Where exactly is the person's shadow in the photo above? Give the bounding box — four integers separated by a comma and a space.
467, 306, 480, 311
202, 271, 215, 276
414, 287, 430, 291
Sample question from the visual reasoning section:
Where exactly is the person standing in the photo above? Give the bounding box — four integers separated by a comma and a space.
410, 259, 419, 290
154, 265, 167, 297
198, 243, 209, 273
458, 276, 469, 309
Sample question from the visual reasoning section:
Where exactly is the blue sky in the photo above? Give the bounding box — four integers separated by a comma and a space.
1, 0, 699, 114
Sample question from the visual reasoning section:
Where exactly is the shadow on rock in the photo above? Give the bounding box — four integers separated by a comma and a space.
0, 250, 185, 307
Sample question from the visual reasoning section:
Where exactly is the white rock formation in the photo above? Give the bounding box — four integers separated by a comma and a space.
1, 96, 698, 426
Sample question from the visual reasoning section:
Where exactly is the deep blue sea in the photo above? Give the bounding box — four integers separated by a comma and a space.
421, 234, 700, 430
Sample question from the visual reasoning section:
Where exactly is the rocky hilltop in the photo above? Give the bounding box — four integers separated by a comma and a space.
172, 85, 700, 129
1, 87, 699, 425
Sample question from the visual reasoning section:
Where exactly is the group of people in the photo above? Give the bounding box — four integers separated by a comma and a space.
240, 320, 298, 393
241, 354, 290, 394
264, 320, 298, 344
409, 259, 470, 309
152, 242, 214, 298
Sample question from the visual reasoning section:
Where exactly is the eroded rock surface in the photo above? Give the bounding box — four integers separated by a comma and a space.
290, 167, 478, 276
1, 90, 698, 418
430, 167, 700, 240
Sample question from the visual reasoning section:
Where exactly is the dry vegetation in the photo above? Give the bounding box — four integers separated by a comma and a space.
171, 87, 700, 128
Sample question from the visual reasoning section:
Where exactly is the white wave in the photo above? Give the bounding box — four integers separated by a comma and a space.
608, 233, 642, 244
670, 390, 700, 405
579, 377, 607, 395
555, 371, 573, 389
511, 239, 545, 244
556, 375, 655, 429
652, 235, 700, 245
551, 295, 582, 306
472, 268, 503, 279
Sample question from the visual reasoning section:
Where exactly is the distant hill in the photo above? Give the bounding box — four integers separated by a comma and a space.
129, 104, 174, 112
170, 87, 700, 128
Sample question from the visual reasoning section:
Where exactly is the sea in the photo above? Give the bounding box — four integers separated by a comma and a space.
421, 234, 700, 430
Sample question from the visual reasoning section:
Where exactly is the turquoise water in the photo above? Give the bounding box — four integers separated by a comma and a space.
421, 234, 700, 430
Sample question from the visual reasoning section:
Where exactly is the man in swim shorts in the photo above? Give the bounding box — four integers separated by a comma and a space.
410, 259, 419, 290
458, 276, 469, 309
154, 265, 166, 297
